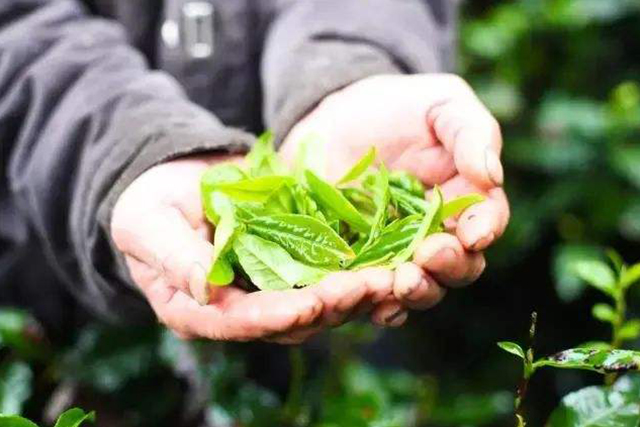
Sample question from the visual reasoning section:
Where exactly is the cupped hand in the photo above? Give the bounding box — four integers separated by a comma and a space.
280, 74, 510, 323
111, 155, 396, 343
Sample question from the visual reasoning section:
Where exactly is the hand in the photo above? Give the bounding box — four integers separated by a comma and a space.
111, 155, 396, 343
281, 74, 510, 322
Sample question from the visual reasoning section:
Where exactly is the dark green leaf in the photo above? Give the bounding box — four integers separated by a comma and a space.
246, 214, 354, 267
337, 147, 376, 185
54, 408, 95, 427
305, 170, 370, 233
497, 341, 525, 359
233, 234, 327, 290
547, 386, 640, 427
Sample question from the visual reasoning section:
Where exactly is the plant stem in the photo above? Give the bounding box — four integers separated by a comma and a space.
606, 289, 627, 385
515, 312, 537, 424
283, 346, 305, 425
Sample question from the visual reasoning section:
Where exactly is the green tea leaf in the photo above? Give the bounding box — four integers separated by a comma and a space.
294, 133, 326, 179
553, 245, 603, 302
360, 165, 390, 251
54, 408, 96, 427
207, 193, 238, 287
305, 170, 370, 233
337, 147, 376, 185
389, 171, 425, 197
536, 348, 640, 374
577, 341, 614, 351
621, 263, 640, 289
201, 164, 246, 224
0, 416, 39, 427
341, 188, 377, 216
573, 260, 617, 297
440, 193, 485, 220
547, 386, 640, 427
389, 187, 443, 267
619, 320, 640, 341
212, 176, 295, 203
497, 341, 525, 359
246, 131, 286, 177
389, 186, 428, 216
233, 234, 327, 290
246, 214, 354, 267
208, 254, 235, 287
591, 303, 616, 323
349, 215, 421, 269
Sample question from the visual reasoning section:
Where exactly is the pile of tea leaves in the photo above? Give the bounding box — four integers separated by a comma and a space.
200, 132, 482, 293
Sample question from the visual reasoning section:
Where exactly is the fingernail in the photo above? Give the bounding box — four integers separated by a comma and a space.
189, 263, 210, 306
485, 148, 504, 186
385, 309, 408, 327
469, 231, 496, 252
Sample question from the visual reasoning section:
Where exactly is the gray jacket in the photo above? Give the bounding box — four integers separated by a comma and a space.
0, 0, 457, 327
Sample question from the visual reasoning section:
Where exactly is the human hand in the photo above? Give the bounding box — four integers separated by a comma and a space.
111, 155, 396, 343
280, 74, 510, 322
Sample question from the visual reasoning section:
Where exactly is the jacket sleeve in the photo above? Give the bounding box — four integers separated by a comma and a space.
261, 0, 454, 143
0, 0, 254, 322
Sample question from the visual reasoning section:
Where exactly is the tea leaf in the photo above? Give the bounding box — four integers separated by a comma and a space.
547, 386, 640, 427
389, 171, 425, 197
212, 176, 295, 203
497, 341, 525, 360
360, 165, 390, 251
246, 131, 286, 177
201, 164, 246, 223
440, 193, 485, 221
233, 234, 327, 290
389, 186, 428, 216
619, 320, 640, 341
591, 303, 616, 324
337, 147, 376, 185
342, 188, 377, 216
0, 416, 39, 427
54, 408, 96, 427
305, 170, 370, 233
246, 214, 354, 267
576, 341, 613, 351
349, 215, 421, 269
536, 348, 640, 374
294, 133, 326, 179
389, 187, 443, 267
208, 254, 235, 287
621, 263, 640, 289
573, 260, 617, 297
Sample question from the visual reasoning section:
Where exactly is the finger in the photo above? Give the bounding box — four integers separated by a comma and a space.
389, 144, 456, 186
146, 280, 324, 341
308, 268, 393, 326
456, 187, 510, 251
393, 262, 447, 309
427, 96, 504, 189
264, 325, 324, 345
371, 298, 408, 328
413, 233, 486, 288
113, 205, 214, 304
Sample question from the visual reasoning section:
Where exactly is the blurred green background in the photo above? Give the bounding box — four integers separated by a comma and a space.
1, 1, 639, 426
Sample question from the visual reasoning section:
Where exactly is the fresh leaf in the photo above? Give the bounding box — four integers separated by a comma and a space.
552, 245, 603, 302
342, 188, 377, 216
207, 193, 238, 286
573, 259, 617, 297
246, 131, 286, 177
389, 187, 427, 216
536, 348, 640, 374
349, 215, 421, 269
246, 214, 354, 267
621, 263, 640, 289
294, 133, 326, 179
440, 193, 485, 221
0, 416, 39, 427
212, 176, 295, 203
606, 249, 625, 276
337, 147, 376, 185
591, 303, 617, 324
619, 320, 640, 341
388, 187, 443, 267
497, 341, 526, 360
360, 165, 390, 251
305, 170, 370, 233
54, 408, 95, 427
389, 171, 425, 197
547, 386, 640, 427
233, 234, 327, 290
577, 341, 614, 351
